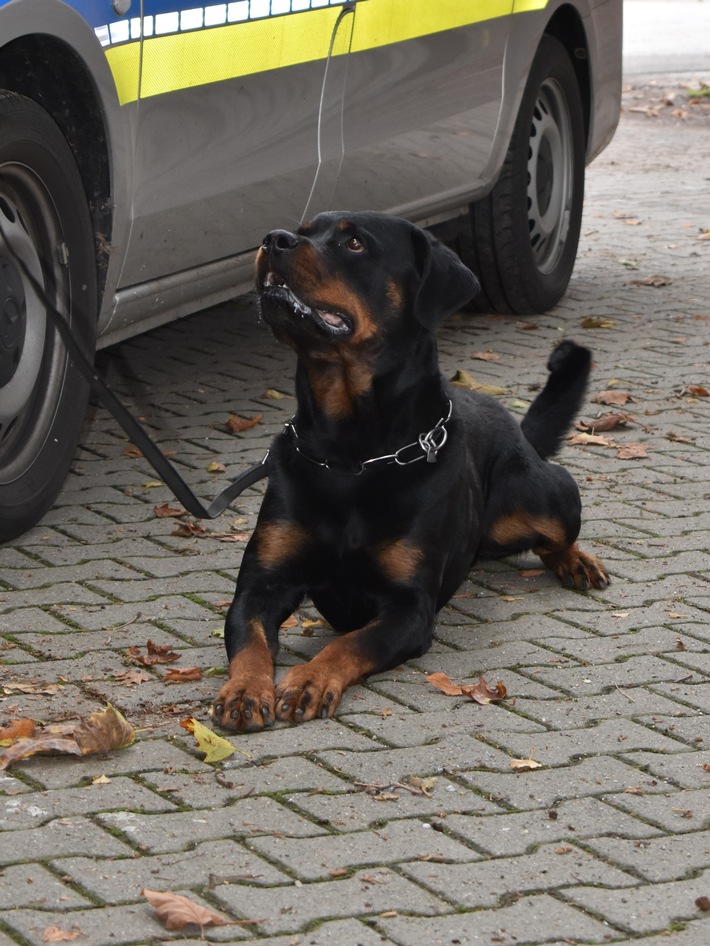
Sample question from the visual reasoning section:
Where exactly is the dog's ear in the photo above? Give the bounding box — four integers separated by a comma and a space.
411, 227, 480, 327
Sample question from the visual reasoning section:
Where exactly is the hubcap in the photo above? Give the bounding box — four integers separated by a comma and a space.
0, 192, 47, 440
526, 78, 573, 274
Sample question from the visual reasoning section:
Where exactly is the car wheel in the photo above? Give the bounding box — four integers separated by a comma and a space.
467, 35, 585, 314
0, 91, 97, 543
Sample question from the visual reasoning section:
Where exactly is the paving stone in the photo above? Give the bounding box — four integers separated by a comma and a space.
482, 717, 689, 765
402, 841, 637, 908
510, 687, 693, 729
563, 869, 710, 935
0, 863, 92, 909
99, 794, 328, 853
0, 818, 133, 867
458, 755, 675, 811
250, 816, 481, 881
52, 838, 290, 903
586, 831, 710, 882
378, 893, 613, 944
442, 795, 663, 856
602, 786, 710, 833
525, 654, 697, 696
213, 868, 449, 936
0, 776, 176, 830
626, 748, 710, 789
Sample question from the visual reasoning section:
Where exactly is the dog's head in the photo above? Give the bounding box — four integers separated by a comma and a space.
255, 212, 479, 350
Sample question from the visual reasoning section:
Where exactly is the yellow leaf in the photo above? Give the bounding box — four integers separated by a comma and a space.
510, 758, 543, 771
180, 717, 245, 763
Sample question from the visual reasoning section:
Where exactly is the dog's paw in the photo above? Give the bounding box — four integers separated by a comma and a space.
540, 545, 610, 591
275, 664, 344, 723
212, 675, 276, 731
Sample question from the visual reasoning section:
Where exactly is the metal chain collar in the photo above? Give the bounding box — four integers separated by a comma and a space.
283, 399, 453, 476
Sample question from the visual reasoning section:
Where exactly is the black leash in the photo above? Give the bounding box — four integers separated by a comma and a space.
1, 226, 269, 519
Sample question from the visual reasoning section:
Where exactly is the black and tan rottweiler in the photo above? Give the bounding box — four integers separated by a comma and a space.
212, 211, 608, 730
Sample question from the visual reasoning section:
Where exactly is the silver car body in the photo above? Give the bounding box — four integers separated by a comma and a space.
0, 0, 622, 347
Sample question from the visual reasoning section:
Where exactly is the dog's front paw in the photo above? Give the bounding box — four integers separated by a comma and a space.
275, 664, 344, 723
212, 674, 276, 731
539, 544, 610, 591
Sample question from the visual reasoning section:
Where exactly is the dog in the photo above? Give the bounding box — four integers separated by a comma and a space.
212, 211, 609, 730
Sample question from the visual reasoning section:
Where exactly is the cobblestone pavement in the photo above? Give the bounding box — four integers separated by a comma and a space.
1, 86, 709, 946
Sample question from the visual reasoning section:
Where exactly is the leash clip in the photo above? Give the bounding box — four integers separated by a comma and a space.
419, 424, 448, 463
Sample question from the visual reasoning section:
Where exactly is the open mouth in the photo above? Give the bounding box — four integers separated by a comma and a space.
261, 271, 352, 336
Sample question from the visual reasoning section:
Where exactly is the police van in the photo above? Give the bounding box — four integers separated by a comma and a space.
0, 0, 622, 541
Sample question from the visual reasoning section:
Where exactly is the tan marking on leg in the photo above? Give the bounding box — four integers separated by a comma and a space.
489, 511, 567, 548
374, 539, 423, 584
275, 632, 376, 723
213, 619, 276, 731
256, 520, 310, 570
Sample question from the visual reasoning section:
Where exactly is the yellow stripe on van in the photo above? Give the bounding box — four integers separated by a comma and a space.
106, 1, 531, 105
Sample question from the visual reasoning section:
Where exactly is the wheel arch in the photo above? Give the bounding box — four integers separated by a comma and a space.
0, 34, 112, 303
543, 4, 592, 149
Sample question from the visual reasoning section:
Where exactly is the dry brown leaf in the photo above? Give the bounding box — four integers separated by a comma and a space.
594, 390, 633, 406
280, 613, 300, 629
629, 274, 672, 287
42, 927, 82, 942
472, 351, 500, 362
616, 442, 649, 460
126, 642, 180, 666
576, 412, 631, 433
696, 896, 710, 912
1, 681, 62, 696
510, 757, 542, 772
171, 519, 209, 538
0, 718, 36, 746
142, 888, 230, 931
164, 666, 202, 683
449, 369, 507, 396
0, 705, 135, 770
426, 672, 507, 704
568, 432, 614, 447
516, 321, 539, 330
153, 503, 186, 519
519, 568, 545, 578
226, 412, 263, 434
681, 384, 709, 398
666, 432, 695, 444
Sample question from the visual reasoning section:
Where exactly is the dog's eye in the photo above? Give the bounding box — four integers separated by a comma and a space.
344, 236, 365, 253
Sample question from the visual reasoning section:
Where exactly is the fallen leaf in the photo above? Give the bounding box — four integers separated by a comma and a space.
426, 672, 507, 704
280, 614, 300, 629
472, 351, 500, 361
581, 316, 616, 329
180, 717, 240, 763
153, 503, 187, 519
111, 670, 151, 686
142, 888, 230, 931
555, 846, 573, 855
0, 718, 36, 746
510, 757, 542, 771
92, 775, 111, 784
126, 640, 180, 666
171, 519, 209, 538
164, 667, 202, 683
122, 444, 142, 458
142, 480, 163, 489
226, 413, 263, 434
696, 896, 710, 912
666, 432, 695, 444
263, 388, 288, 399
1, 681, 62, 696
519, 568, 545, 578
42, 927, 82, 942
675, 637, 686, 651
678, 384, 709, 398
449, 369, 507, 396
576, 412, 631, 433
594, 390, 633, 406
629, 274, 672, 287
0, 705, 135, 770
207, 461, 226, 473
516, 321, 539, 330
568, 432, 614, 447
616, 442, 649, 460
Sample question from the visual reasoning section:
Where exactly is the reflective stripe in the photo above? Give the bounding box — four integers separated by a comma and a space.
103, 0, 527, 105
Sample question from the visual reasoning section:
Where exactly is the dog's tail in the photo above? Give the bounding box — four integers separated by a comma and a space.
520, 340, 592, 460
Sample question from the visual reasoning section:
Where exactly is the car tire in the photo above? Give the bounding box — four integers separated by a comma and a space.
466, 35, 585, 314
0, 91, 97, 543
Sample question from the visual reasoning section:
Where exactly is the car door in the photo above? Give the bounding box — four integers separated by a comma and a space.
117, 0, 357, 289
328, 0, 514, 219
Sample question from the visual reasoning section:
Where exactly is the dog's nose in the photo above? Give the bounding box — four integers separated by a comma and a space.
262, 229, 300, 253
